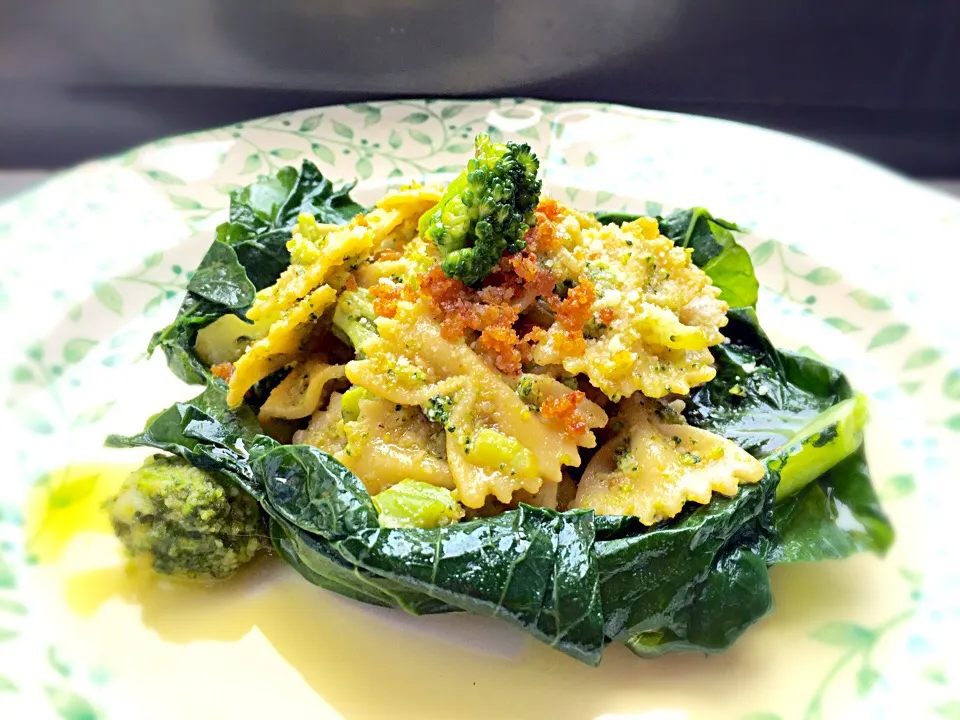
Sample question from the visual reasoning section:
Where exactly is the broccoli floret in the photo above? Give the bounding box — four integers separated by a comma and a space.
105, 455, 264, 580
418, 134, 542, 286
332, 288, 378, 353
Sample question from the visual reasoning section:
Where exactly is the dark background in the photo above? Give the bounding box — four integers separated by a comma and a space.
2, 0, 958, 174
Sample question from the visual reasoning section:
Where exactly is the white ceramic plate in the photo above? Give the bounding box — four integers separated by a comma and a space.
1, 99, 959, 720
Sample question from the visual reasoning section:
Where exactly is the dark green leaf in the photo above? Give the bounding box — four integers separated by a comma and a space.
253, 443, 605, 665
602, 476, 776, 657
106, 381, 264, 498
659, 207, 759, 308
771, 448, 893, 562
686, 309, 844, 456
149, 161, 362, 383
685, 310, 891, 562
401, 112, 429, 124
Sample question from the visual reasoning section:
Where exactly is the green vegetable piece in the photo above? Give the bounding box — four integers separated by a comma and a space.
150, 160, 363, 384
769, 394, 868, 501
194, 312, 273, 366
105, 454, 265, 580
332, 288, 378, 352
418, 134, 542, 286
372, 480, 465, 529
340, 386, 376, 422
424, 394, 455, 426
659, 207, 759, 309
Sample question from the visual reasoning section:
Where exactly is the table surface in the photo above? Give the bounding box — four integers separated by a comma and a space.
2, 171, 959, 203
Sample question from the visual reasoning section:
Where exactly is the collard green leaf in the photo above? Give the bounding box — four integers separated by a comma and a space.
106, 381, 266, 499
659, 207, 759, 308
769, 448, 893, 563
149, 161, 362, 383
253, 443, 606, 664
597, 474, 775, 656
685, 309, 845, 457
685, 309, 892, 562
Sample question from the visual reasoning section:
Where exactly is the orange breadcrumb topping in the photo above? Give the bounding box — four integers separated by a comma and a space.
375, 248, 402, 261
599, 307, 615, 326
344, 275, 358, 291
211, 362, 235, 382
370, 281, 415, 319
419, 252, 559, 375
546, 277, 596, 357
540, 390, 588, 436
525, 198, 563, 254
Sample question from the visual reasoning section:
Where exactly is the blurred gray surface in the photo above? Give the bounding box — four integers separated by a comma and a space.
1, 1, 958, 173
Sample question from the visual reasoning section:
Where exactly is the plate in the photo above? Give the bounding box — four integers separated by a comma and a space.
1, 99, 959, 720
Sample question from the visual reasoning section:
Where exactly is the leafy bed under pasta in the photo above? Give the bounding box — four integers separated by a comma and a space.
108, 162, 892, 665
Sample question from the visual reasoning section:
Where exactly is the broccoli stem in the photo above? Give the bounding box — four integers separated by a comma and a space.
332, 288, 378, 352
